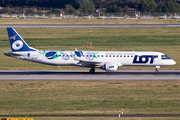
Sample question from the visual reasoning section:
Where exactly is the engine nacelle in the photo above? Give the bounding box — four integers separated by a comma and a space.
102, 63, 119, 71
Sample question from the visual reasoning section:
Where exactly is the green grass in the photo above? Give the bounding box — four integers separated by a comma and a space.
1, 17, 180, 24
1, 36, 180, 47
2, 117, 180, 120
24, 35, 180, 46
0, 80, 179, 116
0, 27, 180, 70
11, 117, 180, 120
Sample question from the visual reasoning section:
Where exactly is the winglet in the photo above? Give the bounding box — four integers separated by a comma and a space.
7, 28, 38, 52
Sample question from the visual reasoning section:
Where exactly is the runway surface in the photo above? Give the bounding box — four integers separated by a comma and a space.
1, 24, 180, 28
0, 70, 180, 80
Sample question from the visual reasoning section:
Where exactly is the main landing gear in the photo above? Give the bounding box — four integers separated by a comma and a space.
89, 68, 95, 74
155, 66, 160, 73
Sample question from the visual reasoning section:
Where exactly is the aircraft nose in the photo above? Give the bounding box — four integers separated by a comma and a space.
170, 59, 176, 65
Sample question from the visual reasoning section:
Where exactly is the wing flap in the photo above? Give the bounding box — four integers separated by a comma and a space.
78, 59, 103, 65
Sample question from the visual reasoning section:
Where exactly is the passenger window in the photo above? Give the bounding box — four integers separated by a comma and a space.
106, 55, 108, 57
113, 55, 115, 57
110, 55, 111, 57
102, 55, 103, 57
117, 55, 118, 57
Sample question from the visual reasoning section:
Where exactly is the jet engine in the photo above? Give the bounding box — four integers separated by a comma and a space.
101, 63, 119, 71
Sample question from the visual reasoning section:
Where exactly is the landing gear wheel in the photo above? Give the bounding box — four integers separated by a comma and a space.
89, 68, 95, 74
155, 66, 160, 74
155, 68, 159, 73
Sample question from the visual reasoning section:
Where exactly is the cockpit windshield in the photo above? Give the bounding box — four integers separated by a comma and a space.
161, 55, 168, 58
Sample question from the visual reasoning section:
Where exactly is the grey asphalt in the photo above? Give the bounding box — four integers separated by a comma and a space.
0, 70, 180, 80
1, 24, 180, 27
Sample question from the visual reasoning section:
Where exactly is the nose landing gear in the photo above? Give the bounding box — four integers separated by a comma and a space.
155, 66, 160, 73
155, 68, 159, 73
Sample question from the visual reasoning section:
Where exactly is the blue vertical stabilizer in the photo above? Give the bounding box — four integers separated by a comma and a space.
7, 28, 37, 52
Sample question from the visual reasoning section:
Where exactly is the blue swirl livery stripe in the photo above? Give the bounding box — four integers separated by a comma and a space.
7, 28, 37, 52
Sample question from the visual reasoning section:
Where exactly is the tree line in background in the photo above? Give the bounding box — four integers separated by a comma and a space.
0, 0, 180, 14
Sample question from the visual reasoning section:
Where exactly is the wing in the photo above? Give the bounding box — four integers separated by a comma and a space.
77, 59, 104, 66
70, 52, 104, 66
70, 52, 122, 67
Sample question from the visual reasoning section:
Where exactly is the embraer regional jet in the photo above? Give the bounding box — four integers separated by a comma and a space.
4, 28, 176, 73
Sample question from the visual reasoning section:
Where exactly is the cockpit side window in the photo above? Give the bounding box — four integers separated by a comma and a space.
164, 55, 168, 57
161, 55, 168, 58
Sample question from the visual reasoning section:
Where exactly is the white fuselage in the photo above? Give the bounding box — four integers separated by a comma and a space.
6, 50, 176, 70
5, 27, 176, 73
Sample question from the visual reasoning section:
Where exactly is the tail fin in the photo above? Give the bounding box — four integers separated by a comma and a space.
7, 28, 37, 52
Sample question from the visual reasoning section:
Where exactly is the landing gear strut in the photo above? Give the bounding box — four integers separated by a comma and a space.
155, 66, 160, 73
89, 68, 95, 74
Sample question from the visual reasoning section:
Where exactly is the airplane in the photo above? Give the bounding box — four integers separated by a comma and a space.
4, 27, 176, 73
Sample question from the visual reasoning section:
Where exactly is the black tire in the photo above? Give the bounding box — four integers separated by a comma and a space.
89, 69, 95, 73
155, 70, 159, 73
